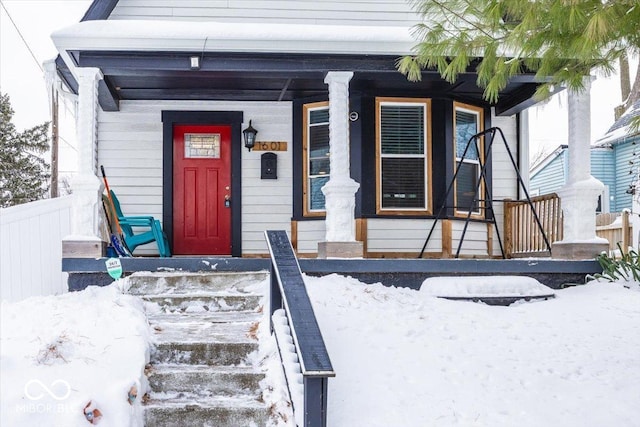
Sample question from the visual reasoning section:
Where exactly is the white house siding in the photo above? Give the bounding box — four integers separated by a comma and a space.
489, 112, 519, 256
109, 0, 420, 26
367, 219, 441, 255
451, 221, 489, 257
97, 100, 292, 256
296, 220, 326, 255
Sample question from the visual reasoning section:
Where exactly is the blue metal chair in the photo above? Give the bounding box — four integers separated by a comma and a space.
109, 190, 171, 257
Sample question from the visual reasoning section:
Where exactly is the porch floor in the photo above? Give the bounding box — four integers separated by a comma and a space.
63, 257, 602, 291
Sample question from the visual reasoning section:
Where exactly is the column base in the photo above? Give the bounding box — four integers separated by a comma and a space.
62, 238, 106, 258
551, 241, 609, 260
318, 241, 364, 259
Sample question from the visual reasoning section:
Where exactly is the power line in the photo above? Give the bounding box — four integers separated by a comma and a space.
0, 0, 43, 72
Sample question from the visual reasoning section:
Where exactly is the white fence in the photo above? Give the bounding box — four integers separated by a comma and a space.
0, 196, 73, 301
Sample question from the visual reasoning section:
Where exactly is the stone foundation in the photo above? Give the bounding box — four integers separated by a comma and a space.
317, 241, 364, 259
62, 239, 106, 258
551, 241, 609, 260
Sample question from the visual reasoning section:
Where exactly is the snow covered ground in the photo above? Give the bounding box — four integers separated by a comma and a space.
305, 274, 640, 427
0, 283, 151, 427
2, 274, 639, 427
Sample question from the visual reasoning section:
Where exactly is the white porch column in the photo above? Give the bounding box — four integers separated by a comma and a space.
552, 76, 608, 259
318, 71, 363, 258
62, 67, 105, 257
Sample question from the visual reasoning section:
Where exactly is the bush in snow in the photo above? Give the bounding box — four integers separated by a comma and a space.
590, 243, 640, 289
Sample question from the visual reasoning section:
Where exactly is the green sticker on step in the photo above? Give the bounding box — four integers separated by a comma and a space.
106, 258, 123, 280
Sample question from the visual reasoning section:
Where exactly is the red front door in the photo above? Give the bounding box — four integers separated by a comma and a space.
173, 125, 231, 255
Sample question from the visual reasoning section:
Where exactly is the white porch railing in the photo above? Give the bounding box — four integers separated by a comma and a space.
0, 196, 73, 301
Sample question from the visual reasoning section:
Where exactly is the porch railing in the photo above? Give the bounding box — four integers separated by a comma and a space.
265, 230, 334, 427
0, 196, 73, 301
504, 193, 563, 258
595, 211, 632, 256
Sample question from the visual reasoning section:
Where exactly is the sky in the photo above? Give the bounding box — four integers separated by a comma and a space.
0, 0, 636, 165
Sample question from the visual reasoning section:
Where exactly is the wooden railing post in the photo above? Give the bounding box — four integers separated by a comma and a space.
504, 199, 513, 258
623, 210, 631, 255
304, 377, 329, 427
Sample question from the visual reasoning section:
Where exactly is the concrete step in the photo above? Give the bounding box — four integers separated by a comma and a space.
138, 271, 270, 425
145, 293, 262, 313
147, 364, 264, 397
144, 396, 268, 427
151, 318, 259, 365
150, 312, 259, 343
127, 271, 268, 295
149, 310, 262, 325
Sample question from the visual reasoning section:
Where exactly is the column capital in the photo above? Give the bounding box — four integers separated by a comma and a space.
324, 71, 354, 85
76, 67, 104, 81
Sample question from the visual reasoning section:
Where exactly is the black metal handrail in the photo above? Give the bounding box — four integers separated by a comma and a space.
265, 230, 335, 427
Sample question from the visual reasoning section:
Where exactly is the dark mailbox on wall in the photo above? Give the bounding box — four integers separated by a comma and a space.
261, 152, 277, 179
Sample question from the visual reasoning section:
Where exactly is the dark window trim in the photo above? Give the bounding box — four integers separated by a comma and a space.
162, 110, 244, 256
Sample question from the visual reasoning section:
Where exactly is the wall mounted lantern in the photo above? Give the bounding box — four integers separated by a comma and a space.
243, 120, 258, 151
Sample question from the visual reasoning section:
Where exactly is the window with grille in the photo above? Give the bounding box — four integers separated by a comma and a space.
303, 102, 330, 215
376, 98, 431, 213
454, 103, 484, 216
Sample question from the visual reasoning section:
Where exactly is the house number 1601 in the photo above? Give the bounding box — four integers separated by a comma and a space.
253, 141, 287, 151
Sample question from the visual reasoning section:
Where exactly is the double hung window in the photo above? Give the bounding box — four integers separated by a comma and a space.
303, 102, 330, 215
453, 102, 484, 216
376, 98, 431, 214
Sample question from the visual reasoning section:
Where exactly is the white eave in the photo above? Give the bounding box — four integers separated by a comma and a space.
51, 19, 416, 56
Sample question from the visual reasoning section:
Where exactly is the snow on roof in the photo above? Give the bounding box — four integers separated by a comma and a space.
51, 19, 416, 56
594, 99, 640, 146
529, 144, 567, 177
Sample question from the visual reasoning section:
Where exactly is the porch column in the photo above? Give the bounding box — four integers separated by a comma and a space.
318, 71, 363, 258
552, 76, 608, 259
62, 67, 105, 258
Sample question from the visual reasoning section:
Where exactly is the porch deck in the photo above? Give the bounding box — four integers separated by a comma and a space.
63, 257, 601, 291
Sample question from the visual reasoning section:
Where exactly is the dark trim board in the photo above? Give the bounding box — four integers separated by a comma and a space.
81, 0, 119, 21
64, 257, 601, 291
161, 110, 244, 257
299, 258, 601, 289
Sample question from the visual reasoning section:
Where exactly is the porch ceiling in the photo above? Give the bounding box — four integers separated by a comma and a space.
58, 50, 542, 116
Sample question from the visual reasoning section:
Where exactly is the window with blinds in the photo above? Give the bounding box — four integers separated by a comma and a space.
454, 103, 484, 216
303, 102, 330, 215
376, 98, 431, 213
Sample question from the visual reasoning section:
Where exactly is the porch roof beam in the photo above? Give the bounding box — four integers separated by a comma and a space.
76, 51, 425, 74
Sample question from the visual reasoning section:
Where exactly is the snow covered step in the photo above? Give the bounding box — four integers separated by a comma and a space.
152, 321, 258, 365
147, 364, 264, 397
144, 395, 268, 427
149, 310, 262, 324
151, 314, 259, 344
139, 271, 270, 425
420, 275, 555, 305
127, 271, 268, 295
145, 293, 262, 312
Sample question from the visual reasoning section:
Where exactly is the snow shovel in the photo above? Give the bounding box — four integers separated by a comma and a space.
100, 165, 132, 257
